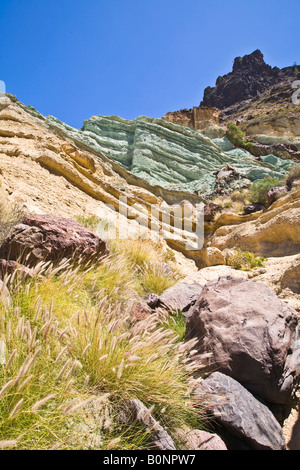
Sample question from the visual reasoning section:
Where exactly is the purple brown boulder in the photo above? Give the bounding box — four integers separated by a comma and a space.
0, 214, 109, 266
185, 276, 300, 405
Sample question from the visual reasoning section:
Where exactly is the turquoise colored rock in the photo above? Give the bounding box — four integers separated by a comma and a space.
45, 113, 294, 197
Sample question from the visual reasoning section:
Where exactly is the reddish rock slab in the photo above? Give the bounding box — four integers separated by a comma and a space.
0, 214, 109, 267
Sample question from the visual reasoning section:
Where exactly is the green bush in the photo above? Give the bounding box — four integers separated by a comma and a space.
248, 177, 284, 206
74, 215, 102, 232
225, 122, 254, 151
226, 249, 267, 271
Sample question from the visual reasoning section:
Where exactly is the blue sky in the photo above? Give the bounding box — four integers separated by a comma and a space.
0, 0, 299, 128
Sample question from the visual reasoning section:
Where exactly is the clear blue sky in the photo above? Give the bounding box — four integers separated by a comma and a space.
0, 0, 299, 128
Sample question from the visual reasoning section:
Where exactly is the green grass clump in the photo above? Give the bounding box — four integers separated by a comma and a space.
226, 249, 267, 271
0, 196, 207, 449
109, 238, 159, 269
0, 275, 88, 449
107, 238, 181, 296
74, 215, 102, 232
161, 310, 187, 343
248, 177, 284, 206
140, 263, 177, 295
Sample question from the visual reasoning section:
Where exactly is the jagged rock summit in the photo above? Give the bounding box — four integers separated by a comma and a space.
200, 49, 296, 109
162, 50, 300, 159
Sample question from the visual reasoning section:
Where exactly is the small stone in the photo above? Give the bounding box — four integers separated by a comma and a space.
185, 430, 227, 450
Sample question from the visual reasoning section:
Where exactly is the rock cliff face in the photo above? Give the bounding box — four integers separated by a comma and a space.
0, 95, 199, 256
1, 50, 300, 452
0, 94, 217, 262
162, 106, 223, 138
0, 92, 298, 265
211, 187, 300, 257
48, 112, 292, 197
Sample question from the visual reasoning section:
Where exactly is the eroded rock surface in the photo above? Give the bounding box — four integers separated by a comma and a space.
211, 188, 300, 257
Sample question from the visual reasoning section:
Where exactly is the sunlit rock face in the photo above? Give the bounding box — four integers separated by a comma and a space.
162, 106, 223, 138
67, 114, 294, 197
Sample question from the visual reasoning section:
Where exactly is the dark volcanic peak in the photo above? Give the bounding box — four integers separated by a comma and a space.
232, 49, 274, 74
200, 50, 296, 110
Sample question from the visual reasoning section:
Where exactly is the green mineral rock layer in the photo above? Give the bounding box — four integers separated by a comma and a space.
44, 111, 294, 197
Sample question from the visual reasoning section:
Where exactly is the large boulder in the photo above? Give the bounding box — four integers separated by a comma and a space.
0, 214, 109, 267
186, 276, 300, 405
195, 372, 286, 450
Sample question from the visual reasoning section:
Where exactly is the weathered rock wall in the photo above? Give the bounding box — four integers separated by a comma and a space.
162, 106, 223, 138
